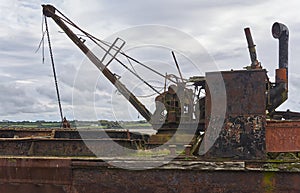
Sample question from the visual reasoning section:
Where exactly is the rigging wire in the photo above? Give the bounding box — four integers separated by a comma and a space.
51, 8, 179, 85
35, 16, 46, 63
47, 8, 161, 94
35, 31, 46, 62
135, 87, 165, 98
172, 51, 184, 82
126, 55, 138, 75
44, 16, 64, 122
45, 7, 191, 100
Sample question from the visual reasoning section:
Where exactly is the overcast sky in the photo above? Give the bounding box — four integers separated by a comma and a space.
0, 0, 300, 121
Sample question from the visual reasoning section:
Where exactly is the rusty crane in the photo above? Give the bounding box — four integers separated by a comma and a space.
42, 4, 299, 159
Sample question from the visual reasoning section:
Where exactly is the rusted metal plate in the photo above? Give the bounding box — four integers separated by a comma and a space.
71, 160, 300, 193
0, 158, 71, 185
0, 138, 139, 157
0, 183, 72, 193
204, 70, 267, 159
208, 70, 267, 115
266, 120, 300, 152
230, 70, 266, 114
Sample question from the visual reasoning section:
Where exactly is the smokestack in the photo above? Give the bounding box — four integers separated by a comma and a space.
268, 22, 289, 113
272, 22, 289, 85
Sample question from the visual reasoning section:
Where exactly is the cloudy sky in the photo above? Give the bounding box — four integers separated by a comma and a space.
0, 0, 300, 121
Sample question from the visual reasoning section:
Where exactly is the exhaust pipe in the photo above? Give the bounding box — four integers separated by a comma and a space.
272, 22, 289, 70
244, 27, 261, 69
272, 22, 289, 87
268, 22, 289, 113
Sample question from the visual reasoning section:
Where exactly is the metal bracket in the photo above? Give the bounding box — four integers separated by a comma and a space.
101, 37, 126, 67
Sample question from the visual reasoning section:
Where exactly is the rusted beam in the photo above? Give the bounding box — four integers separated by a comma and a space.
0, 128, 149, 140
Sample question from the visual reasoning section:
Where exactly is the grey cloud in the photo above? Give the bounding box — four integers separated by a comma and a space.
0, 0, 300, 121
0, 83, 54, 117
